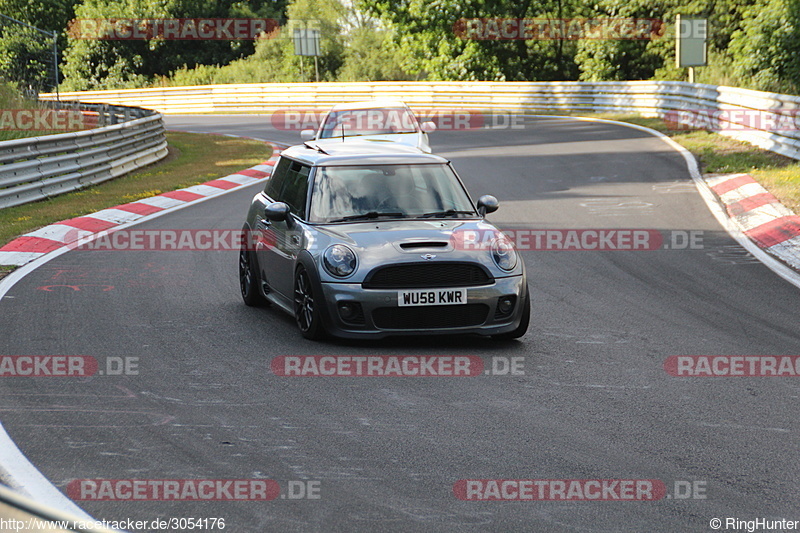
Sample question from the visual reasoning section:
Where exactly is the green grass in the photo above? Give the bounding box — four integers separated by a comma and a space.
0, 131, 271, 248
585, 113, 800, 213
0, 82, 85, 141
0, 264, 15, 280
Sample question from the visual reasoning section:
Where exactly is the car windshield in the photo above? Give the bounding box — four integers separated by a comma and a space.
308, 163, 477, 223
319, 108, 419, 138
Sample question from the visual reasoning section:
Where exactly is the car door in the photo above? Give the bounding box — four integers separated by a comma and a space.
255, 157, 312, 304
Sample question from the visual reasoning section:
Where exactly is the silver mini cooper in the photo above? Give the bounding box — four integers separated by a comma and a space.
239, 141, 529, 340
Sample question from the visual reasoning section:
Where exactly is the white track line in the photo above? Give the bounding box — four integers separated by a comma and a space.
0, 138, 286, 518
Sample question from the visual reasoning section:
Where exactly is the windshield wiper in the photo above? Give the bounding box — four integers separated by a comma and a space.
418, 210, 475, 218
331, 211, 406, 222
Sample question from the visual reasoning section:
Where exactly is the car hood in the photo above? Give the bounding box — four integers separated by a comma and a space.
310, 218, 521, 283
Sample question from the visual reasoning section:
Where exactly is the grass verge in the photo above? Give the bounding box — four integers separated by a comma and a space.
0, 83, 87, 142
0, 131, 271, 250
585, 113, 800, 213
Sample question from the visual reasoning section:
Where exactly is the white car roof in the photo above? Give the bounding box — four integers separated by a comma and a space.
327, 99, 411, 111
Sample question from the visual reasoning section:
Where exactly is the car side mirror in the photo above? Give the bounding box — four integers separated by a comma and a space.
477, 195, 499, 216
420, 121, 436, 133
300, 129, 315, 141
265, 202, 291, 223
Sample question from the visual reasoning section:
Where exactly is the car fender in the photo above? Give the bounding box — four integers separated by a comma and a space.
296, 250, 335, 329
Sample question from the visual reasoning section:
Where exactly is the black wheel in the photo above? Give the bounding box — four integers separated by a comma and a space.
293, 266, 326, 340
492, 285, 530, 340
239, 247, 265, 306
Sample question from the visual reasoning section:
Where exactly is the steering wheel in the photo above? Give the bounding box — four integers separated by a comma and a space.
375, 194, 417, 211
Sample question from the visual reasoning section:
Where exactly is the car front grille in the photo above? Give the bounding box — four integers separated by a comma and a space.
372, 304, 490, 330
362, 263, 492, 289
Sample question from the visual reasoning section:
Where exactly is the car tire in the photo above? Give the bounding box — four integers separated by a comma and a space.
293, 266, 327, 340
239, 247, 265, 307
492, 285, 530, 341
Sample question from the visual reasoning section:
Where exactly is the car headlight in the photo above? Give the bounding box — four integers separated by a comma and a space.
323, 244, 357, 277
491, 238, 517, 271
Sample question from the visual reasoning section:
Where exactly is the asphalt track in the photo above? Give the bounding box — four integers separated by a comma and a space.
1, 115, 799, 532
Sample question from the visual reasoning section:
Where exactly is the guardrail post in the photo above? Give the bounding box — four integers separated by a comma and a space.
98, 104, 108, 127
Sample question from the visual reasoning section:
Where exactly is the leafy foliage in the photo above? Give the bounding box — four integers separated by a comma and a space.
357, 0, 587, 81
0, 0, 792, 93
0, 0, 79, 93
159, 0, 413, 86
60, 0, 285, 90
0, 26, 55, 95
729, 0, 800, 93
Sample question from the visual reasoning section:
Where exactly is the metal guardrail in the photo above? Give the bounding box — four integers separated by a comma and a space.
42, 81, 800, 160
0, 102, 168, 209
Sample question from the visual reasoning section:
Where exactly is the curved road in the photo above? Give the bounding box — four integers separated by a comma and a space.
1, 116, 799, 532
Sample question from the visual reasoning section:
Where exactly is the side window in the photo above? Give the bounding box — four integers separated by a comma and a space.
263, 157, 311, 219
264, 156, 291, 200
280, 161, 311, 219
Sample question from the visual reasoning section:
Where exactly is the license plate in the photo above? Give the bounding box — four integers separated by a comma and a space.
398, 288, 468, 307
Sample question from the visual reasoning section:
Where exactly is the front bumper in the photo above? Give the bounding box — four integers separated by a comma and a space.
318, 275, 527, 339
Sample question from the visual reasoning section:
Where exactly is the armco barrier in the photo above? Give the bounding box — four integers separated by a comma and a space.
0, 103, 168, 209
41, 81, 800, 160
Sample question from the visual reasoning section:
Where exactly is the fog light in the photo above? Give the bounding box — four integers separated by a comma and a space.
337, 301, 364, 325
339, 303, 357, 320
497, 296, 516, 316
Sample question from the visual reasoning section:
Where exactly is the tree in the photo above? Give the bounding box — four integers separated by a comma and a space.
60, 0, 173, 90
582, 0, 759, 83
0, 25, 55, 95
0, 0, 78, 34
335, 6, 413, 81
283, 0, 347, 81
165, 0, 387, 85
356, 0, 588, 81
728, 0, 800, 93
60, 0, 285, 90
0, 0, 80, 93
338, 24, 415, 81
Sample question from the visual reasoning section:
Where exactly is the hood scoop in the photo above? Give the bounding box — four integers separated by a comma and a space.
399, 241, 449, 250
